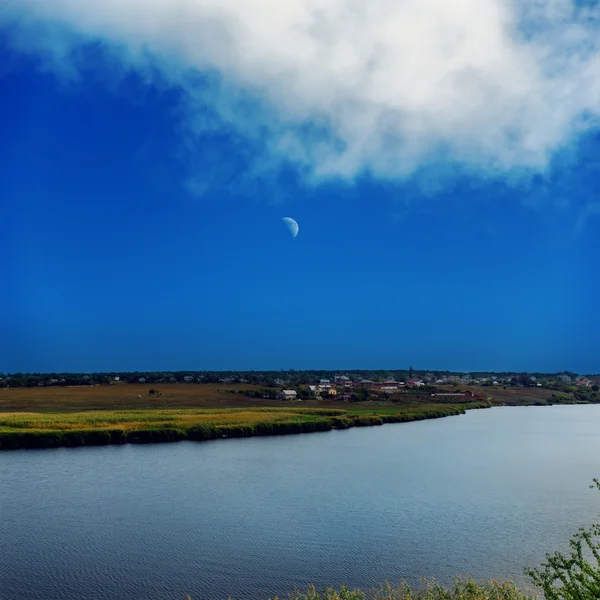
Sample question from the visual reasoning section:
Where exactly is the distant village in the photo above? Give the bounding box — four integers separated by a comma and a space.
272, 372, 599, 401
2, 369, 598, 400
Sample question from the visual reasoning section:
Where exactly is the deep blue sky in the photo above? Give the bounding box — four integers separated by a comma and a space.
1, 38, 599, 374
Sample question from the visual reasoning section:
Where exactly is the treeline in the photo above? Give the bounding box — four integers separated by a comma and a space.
0, 372, 113, 387
1, 369, 597, 390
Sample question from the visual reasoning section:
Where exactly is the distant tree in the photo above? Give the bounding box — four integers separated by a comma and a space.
593, 385, 599, 393
351, 387, 370, 402
517, 373, 532, 386
409, 366, 414, 378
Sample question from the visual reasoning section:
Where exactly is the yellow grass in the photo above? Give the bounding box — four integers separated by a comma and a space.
0, 407, 347, 433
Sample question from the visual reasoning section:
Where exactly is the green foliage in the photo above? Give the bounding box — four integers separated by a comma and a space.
331, 417, 354, 429
268, 578, 534, 600
525, 479, 600, 600
350, 388, 372, 402
353, 415, 384, 427
187, 423, 218, 441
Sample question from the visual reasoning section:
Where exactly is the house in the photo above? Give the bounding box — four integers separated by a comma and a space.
406, 378, 424, 387
308, 385, 318, 395
319, 379, 331, 385
334, 375, 350, 383
114, 376, 120, 381
372, 380, 399, 391
183, 376, 194, 382
274, 378, 285, 386
138, 377, 146, 383
278, 389, 298, 401
358, 379, 375, 387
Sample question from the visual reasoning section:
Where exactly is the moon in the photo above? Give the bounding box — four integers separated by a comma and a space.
282, 217, 299, 238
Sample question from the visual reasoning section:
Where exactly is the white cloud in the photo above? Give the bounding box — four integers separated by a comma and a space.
3, 0, 600, 185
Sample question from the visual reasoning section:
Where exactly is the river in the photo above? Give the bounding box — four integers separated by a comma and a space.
1, 405, 599, 599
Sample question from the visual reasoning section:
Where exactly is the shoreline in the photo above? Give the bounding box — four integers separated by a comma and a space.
1, 394, 591, 452
0, 403, 488, 451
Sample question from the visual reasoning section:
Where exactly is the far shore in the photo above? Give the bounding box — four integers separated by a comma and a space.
0, 383, 589, 451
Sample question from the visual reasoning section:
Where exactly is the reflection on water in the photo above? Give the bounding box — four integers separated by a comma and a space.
1, 405, 599, 600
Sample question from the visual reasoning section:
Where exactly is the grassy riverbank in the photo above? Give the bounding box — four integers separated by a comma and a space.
0, 402, 487, 450
0, 381, 576, 451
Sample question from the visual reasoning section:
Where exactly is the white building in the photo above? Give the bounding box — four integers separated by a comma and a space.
278, 390, 298, 401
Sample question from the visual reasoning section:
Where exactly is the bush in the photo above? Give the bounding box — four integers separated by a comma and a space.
331, 417, 353, 429
525, 479, 600, 599
267, 578, 534, 599
353, 415, 383, 427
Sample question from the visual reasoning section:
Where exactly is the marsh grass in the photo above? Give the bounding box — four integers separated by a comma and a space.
277, 579, 536, 599
185, 578, 536, 600
0, 404, 475, 449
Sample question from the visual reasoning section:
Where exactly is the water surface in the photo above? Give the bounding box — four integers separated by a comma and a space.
1, 405, 599, 599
